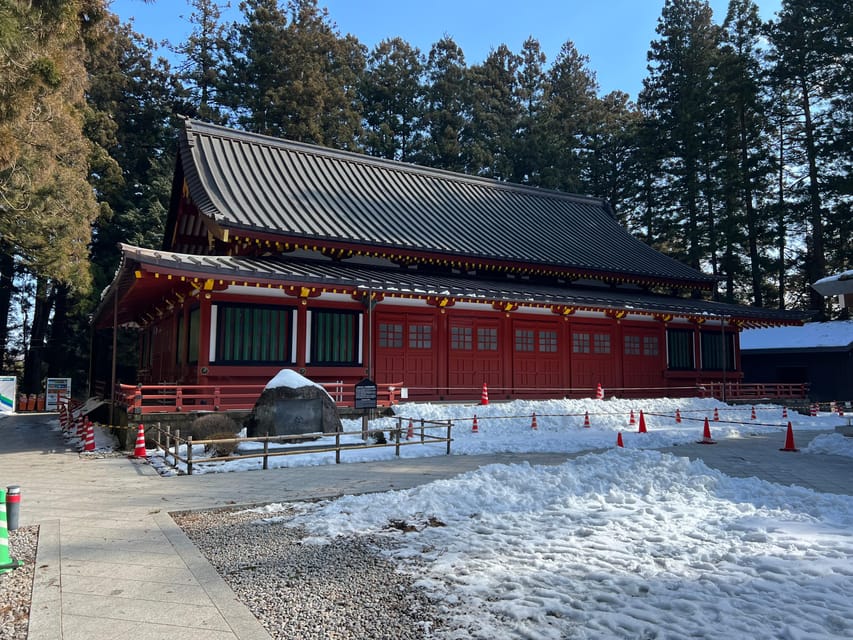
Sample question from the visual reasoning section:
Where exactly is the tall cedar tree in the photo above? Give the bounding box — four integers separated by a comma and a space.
640, 0, 719, 270
539, 41, 599, 194
714, 0, 772, 305
0, 0, 110, 385
466, 44, 522, 179
223, 0, 364, 147
358, 37, 426, 161
171, 0, 230, 123
512, 38, 548, 185
420, 36, 469, 171
768, 0, 838, 314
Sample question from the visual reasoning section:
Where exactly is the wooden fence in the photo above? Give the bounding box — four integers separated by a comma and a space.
150, 417, 453, 475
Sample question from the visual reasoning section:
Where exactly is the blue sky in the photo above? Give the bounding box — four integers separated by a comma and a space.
110, 0, 782, 100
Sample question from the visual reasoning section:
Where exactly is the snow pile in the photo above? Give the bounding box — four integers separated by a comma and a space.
805, 433, 853, 458
258, 449, 853, 639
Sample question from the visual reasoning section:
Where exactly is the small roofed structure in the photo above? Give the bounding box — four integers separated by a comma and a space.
92, 118, 810, 408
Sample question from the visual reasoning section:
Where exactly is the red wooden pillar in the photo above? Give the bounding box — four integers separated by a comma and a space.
295, 301, 308, 369
197, 293, 212, 385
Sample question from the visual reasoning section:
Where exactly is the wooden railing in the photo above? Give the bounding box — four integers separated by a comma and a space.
151, 417, 453, 475
701, 382, 809, 401
115, 381, 404, 415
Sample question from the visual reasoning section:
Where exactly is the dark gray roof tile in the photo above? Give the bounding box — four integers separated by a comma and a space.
174, 119, 717, 287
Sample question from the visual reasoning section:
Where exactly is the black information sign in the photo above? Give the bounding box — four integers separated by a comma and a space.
354, 377, 378, 410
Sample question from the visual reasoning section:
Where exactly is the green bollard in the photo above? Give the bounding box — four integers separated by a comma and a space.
0, 488, 24, 574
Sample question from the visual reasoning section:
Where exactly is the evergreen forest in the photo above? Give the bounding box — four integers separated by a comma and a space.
0, 0, 850, 394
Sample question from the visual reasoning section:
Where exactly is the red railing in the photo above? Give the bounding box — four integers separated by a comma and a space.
702, 382, 809, 401
115, 381, 405, 415
113, 380, 808, 415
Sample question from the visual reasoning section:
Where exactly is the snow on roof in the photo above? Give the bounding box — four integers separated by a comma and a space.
812, 270, 853, 296
740, 320, 853, 351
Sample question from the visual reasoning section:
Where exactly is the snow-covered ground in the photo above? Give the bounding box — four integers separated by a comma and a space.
137, 396, 847, 475
251, 449, 853, 639
59, 395, 853, 638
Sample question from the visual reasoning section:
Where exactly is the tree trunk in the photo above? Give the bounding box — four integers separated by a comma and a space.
22, 278, 53, 394
800, 78, 826, 316
47, 283, 70, 377
740, 102, 763, 307
0, 245, 14, 369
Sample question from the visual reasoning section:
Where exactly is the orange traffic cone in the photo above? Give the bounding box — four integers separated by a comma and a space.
780, 421, 799, 452
839, 405, 846, 417
675, 408, 682, 424
782, 406, 788, 419
595, 383, 604, 400
583, 411, 591, 428
471, 415, 479, 433
133, 423, 147, 458
638, 410, 647, 434
750, 406, 756, 420
480, 382, 489, 405
713, 407, 720, 422
83, 420, 95, 452
616, 432, 624, 447
531, 413, 538, 430
406, 419, 414, 440
629, 409, 636, 426
810, 403, 818, 417
697, 417, 716, 444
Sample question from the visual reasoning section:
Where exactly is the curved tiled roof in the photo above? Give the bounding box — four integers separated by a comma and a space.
105, 245, 809, 328
176, 119, 717, 288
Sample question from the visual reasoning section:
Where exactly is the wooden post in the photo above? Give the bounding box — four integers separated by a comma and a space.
187, 436, 193, 475
174, 428, 180, 468
446, 420, 452, 455
156, 421, 161, 452
263, 434, 269, 470
335, 431, 341, 464
420, 418, 425, 443
165, 425, 171, 464
395, 421, 401, 457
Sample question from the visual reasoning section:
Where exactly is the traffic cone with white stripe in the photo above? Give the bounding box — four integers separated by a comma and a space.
531, 413, 538, 430
583, 411, 590, 428
629, 409, 636, 426
697, 417, 716, 445
480, 383, 489, 405
810, 403, 818, 417
782, 406, 788, 419
471, 415, 479, 433
595, 383, 604, 400
750, 406, 756, 420
406, 419, 414, 440
83, 419, 95, 452
713, 408, 720, 422
133, 424, 147, 458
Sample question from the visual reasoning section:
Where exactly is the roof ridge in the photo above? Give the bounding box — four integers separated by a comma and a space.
183, 118, 610, 207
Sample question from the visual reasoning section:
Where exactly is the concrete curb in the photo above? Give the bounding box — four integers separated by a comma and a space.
153, 511, 273, 640
27, 519, 62, 640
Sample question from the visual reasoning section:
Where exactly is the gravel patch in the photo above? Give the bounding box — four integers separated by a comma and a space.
0, 526, 38, 640
173, 507, 444, 639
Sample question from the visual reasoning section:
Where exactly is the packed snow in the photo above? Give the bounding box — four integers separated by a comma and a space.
249, 448, 853, 639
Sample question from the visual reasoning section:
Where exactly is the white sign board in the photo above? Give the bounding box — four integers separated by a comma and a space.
45, 377, 71, 411
0, 376, 16, 414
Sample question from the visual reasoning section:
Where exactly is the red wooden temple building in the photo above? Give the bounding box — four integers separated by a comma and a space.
92, 119, 808, 411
